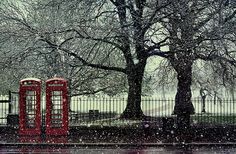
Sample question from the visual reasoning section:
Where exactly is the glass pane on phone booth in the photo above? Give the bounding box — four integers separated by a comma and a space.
25, 91, 36, 128
51, 91, 63, 127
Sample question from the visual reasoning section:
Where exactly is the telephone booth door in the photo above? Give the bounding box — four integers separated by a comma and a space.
19, 78, 41, 135
46, 78, 68, 136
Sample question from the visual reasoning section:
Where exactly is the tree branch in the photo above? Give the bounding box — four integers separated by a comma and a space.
147, 50, 171, 58
145, 37, 170, 58
71, 86, 112, 96
196, 53, 236, 67
143, 1, 172, 31
52, 28, 124, 51
59, 47, 127, 74
38, 35, 127, 74
224, 9, 236, 23
194, 7, 221, 32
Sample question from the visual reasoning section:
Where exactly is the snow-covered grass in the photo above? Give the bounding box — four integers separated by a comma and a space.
74, 118, 142, 127
191, 113, 236, 125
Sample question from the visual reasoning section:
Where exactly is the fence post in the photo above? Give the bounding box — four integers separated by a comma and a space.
8, 90, 12, 114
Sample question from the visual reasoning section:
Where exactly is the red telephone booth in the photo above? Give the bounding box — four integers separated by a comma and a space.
46, 78, 69, 136
19, 78, 41, 135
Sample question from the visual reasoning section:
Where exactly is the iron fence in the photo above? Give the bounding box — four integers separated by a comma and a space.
0, 93, 236, 127
69, 97, 236, 126
0, 91, 18, 125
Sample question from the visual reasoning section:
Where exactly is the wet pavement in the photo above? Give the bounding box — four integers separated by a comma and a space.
2, 133, 236, 154
2, 127, 236, 153
2, 145, 236, 153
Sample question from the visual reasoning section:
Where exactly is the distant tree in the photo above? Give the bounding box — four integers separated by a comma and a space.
199, 88, 208, 113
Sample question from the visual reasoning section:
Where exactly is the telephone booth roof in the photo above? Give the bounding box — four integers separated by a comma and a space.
46, 77, 67, 83
20, 78, 41, 83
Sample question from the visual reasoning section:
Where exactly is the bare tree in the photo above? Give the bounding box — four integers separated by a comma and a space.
0, 0, 173, 119
1, 0, 235, 123
155, 0, 236, 136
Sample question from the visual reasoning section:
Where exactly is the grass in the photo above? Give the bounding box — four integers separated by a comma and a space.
75, 114, 236, 127
191, 113, 236, 125
70, 117, 143, 127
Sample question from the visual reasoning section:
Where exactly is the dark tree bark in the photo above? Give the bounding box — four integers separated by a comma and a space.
171, 57, 195, 141
200, 88, 207, 113
173, 59, 195, 115
201, 96, 206, 113
120, 62, 146, 119
167, 1, 195, 133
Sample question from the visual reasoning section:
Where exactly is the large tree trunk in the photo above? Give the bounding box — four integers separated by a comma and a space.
173, 60, 195, 142
173, 64, 195, 115
120, 64, 146, 120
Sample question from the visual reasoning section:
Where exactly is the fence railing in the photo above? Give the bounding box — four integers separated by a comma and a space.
0, 91, 18, 125
69, 97, 236, 126
0, 94, 236, 127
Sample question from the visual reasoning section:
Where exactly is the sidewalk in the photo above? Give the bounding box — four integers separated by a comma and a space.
1, 125, 236, 144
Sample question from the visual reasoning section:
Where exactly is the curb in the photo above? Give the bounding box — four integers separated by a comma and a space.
1, 142, 236, 148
